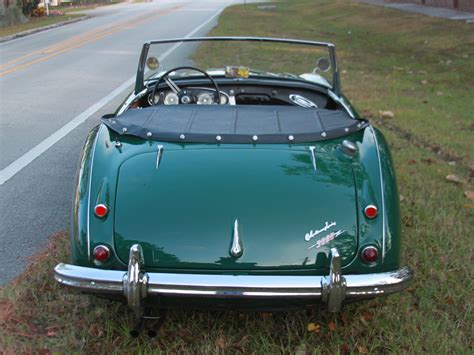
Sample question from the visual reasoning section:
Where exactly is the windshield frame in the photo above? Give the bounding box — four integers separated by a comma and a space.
135, 36, 341, 96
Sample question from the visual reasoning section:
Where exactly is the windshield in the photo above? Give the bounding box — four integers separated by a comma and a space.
136, 37, 340, 94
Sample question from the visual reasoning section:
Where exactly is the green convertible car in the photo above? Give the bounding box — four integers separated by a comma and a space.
54, 37, 413, 317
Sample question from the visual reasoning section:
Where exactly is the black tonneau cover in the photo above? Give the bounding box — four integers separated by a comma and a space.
103, 105, 367, 143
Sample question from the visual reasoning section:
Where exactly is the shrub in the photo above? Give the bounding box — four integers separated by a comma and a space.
17, 0, 41, 17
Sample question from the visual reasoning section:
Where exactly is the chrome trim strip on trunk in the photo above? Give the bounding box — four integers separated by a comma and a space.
86, 125, 102, 259
155, 145, 164, 169
309, 146, 317, 171
369, 126, 387, 262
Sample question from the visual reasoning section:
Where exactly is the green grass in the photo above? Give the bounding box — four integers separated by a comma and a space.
0, 14, 85, 38
1, 0, 473, 352
56, 1, 123, 13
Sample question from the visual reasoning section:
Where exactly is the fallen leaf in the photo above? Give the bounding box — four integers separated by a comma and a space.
47, 330, 56, 337
307, 322, 321, 333
379, 110, 394, 119
444, 296, 454, 305
464, 204, 473, 209
358, 345, 369, 354
215, 336, 226, 349
408, 159, 417, 165
399, 194, 405, 202
464, 191, 474, 200
421, 158, 436, 165
361, 311, 373, 321
402, 215, 415, 227
88, 324, 103, 337
260, 312, 273, 319
421, 80, 428, 85
340, 344, 351, 354
328, 320, 337, 331
446, 174, 465, 184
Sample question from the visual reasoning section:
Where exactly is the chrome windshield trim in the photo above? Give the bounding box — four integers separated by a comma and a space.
136, 37, 341, 95
327, 91, 355, 119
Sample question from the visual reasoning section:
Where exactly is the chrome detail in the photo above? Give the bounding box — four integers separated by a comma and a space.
197, 92, 214, 105
341, 140, 358, 156
54, 258, 413, 310
327, 90, 355, 119
369, 126, 386, 261
309, 146, 317, 170
230, 219, 243, 258
364, 204, 378, 218
288, 135, 294, 141
252, 135, 258, 142
114, 140, 122, 148
86, 125, 102, 259
289, 94, 318, 108
321, 248, 346, 312
344, 127, 349, 132
216, 135, 222, 141
146, 132, 152, 138
361, 246, 378, 263
305, 221, 336, 242
321, 132, 327, 138
122, 127, 128, 133
94, 203, 108, 218
179, 134, 186, 140
55, 263, 412, 298
181, 95, 191, 104
123, 244, 149, 317
164, 92, 179, 105
308, 229, 345, 250
155, 145, 164, 169
58, 238, 412, 307
93, 245, 110, 260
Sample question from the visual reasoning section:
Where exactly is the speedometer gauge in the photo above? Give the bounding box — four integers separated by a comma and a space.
164, 92, 179, 105
197, 93, 214, 105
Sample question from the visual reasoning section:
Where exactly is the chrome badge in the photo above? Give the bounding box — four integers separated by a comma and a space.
304, 221, 336, 242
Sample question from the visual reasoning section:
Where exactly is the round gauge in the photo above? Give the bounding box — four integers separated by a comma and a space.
219, 94, 228, 105
197, 93, 214, 105
164, 92, 179, 105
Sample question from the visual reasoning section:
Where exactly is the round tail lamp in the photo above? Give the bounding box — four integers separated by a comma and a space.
94, 203, 108, 218
93, 245, 110, 262
364, 205, 378, 219
361, 246, 378, 263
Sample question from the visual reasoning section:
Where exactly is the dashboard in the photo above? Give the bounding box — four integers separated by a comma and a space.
145, 83, 331, 109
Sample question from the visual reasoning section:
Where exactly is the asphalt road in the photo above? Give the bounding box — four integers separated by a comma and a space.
0, 0, 241, 284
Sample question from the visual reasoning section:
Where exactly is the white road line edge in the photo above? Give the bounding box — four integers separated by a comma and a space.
0, 9, 222, 186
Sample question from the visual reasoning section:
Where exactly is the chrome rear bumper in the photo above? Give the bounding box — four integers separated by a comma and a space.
54, 245, 413, 315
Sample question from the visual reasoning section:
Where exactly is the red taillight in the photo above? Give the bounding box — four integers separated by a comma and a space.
361, 246, 378, 263
93, 245, 110, 262
94, 204, 108, 218
364, 205, 378, 219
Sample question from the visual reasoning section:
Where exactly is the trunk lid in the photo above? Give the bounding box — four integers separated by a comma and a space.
114, 147, 358, 271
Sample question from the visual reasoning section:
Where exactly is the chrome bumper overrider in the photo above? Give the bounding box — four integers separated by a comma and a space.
54, 245, 413, 315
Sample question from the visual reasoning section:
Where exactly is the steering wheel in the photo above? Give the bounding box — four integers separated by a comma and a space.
152, 66, 221, 105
